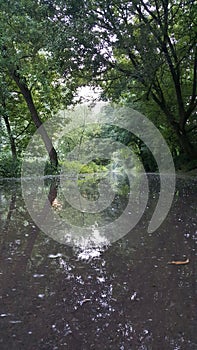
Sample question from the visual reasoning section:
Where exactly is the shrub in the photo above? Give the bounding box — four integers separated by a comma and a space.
0, 156, 22, 178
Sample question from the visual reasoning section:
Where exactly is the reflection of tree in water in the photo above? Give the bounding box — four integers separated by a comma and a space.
1, 191, 16, 254
0, 180, 60, 279
0, 177, 196, 349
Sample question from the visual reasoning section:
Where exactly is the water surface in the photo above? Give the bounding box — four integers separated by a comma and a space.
0, 175, 196, 349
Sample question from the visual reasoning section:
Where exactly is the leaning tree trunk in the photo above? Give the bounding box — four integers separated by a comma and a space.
11, 70, 58, 168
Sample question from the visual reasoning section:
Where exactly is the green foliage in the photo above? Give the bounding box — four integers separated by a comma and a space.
80, 161, 107, 174
0, 0, 82, 168
0, 0, 196, 175
44, 161, 61, 176
0, 156, 22, 178
174, 155, 197, 172
52, 0, 196, 163
59, 159, 107, 175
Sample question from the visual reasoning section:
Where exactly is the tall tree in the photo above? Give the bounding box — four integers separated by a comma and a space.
53, 0, 196, 161
0, 0, 76, 168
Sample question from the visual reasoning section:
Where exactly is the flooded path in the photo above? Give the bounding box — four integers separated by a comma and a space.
0, 175, 196, 349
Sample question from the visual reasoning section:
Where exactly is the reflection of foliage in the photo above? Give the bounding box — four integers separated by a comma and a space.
1, 176, 196, 349
78, 177, 100, 201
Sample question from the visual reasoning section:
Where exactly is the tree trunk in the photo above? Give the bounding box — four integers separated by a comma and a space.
11, 71, 58, 168
3, 114, 17, 160
171, 121, 197, 160
176, 130, 197, 161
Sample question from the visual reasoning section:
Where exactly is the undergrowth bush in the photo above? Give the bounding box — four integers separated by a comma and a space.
0, 156, 22, 178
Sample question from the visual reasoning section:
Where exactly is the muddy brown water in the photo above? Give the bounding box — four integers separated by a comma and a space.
0, 175, 196, 349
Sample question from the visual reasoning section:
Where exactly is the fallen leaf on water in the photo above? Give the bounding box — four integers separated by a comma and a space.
168, 258, 189, 265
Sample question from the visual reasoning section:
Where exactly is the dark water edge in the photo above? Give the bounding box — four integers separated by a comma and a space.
0, 174, 196, 350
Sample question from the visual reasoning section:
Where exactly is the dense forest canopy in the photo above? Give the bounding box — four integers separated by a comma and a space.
0, 0, 196, 176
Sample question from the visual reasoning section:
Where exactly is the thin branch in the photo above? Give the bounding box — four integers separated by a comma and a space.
15, 121, 32, 139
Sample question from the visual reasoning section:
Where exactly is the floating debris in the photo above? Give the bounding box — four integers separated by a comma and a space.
79, 298, 91, 306
168, 258, 189, 265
